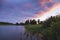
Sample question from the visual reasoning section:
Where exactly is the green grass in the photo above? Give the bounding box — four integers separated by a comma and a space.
24, 16, 60, 40
25, 23, 60, 40
25, 24, 43, 33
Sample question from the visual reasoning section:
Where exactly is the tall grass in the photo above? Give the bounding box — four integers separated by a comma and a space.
25, 15, 60, 40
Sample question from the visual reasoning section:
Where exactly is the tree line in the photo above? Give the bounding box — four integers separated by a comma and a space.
16, 15, 60, 26
16, 19, 43, 25
16, 15, 60, 40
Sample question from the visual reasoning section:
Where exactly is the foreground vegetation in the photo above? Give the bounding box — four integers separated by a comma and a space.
25, 15, 60, 40
25, 24, 42, 33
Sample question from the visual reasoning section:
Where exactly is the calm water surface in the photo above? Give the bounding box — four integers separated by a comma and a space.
0, 25, 25, 40
0, 25, 43, 40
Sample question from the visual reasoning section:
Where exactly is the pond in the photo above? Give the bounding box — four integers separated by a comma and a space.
0, 25, 43, 40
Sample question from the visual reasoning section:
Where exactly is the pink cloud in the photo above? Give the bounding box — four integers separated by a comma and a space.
33, 3, 60, 21
48, 0, 53, 2
37, 0, 53, 6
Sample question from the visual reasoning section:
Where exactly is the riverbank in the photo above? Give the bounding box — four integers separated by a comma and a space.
25, 16, 60, 40
25, 23, 60, 40
25, 24, 43, 33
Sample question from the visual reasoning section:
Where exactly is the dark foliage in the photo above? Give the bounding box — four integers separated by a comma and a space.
25, 20, 30, 25
20, 22, 25, 25
38, 19, 40, 24
42, 16, 57, 28
30, 19, 37, 24
25, 15, 60, 40
0, 22, 13, 25
16, 22, 19, 25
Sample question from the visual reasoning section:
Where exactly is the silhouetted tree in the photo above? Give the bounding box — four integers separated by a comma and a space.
30, 20, 32, 24
43, 16, 59, 28
43, 16, 54, 28
16, 22, 19, 25
25, 20, 30, 25
30, 19, 37, 24
38, 19, 40, 24
20, 22, 25, 25
0, 22, 13, 25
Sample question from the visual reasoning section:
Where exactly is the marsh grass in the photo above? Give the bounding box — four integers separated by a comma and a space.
25, 15, 60, 40
25, 24, 43, 33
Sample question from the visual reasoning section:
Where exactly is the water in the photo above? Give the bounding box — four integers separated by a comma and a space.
0, 25, 43, 40
0, 25, 25, 40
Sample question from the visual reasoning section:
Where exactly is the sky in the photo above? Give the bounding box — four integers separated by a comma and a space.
0, 0, 60, 23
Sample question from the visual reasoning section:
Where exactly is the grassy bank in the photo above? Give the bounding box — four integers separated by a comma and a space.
25, 23, 60, 40
25, 16, 60, 40
25, 24, 43, 33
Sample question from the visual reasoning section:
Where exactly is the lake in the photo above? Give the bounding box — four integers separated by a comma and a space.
0, 25, 26, 40
0, 25, 43, 40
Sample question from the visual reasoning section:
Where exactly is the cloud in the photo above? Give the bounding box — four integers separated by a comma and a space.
34, 3, 60, 21
37, 0, 54, 6
0, 0, 60, 23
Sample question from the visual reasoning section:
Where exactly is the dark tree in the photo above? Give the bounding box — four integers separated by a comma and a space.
38, 19, 40, 24
30, 20, 33, 24
43, 16, 54, 28
30, 19, 37, 24
16, 22, 19, 25
43, 16, 58, 28
20, 22, 25, 25
25, 20, 30, 25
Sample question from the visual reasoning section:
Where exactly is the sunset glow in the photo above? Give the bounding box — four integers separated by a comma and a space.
34, 3, 60, 21
0, 0, 60, 23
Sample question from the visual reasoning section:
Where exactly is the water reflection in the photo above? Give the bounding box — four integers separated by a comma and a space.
0, 25, 25, 40
0, 25, 45, 40
22, 32, 43, 40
